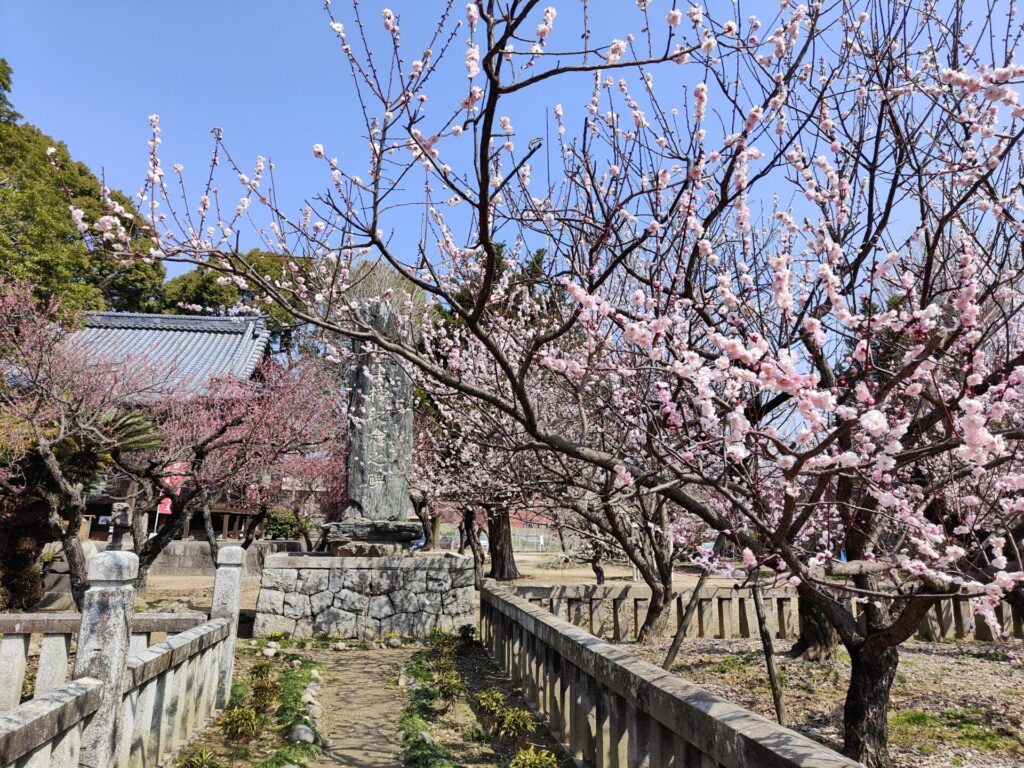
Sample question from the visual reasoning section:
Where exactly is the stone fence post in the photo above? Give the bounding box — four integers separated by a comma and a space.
210, 545, 244, 708
71, 550, 138, 768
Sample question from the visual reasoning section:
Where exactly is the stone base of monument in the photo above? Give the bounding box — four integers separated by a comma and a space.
321, 519, 423, 558
253, 552, 475, 640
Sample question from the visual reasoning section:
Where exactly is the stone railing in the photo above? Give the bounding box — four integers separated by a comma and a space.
511, 583, 1023, 643
481, 582, 861, 768
0, 612, 208, 710
0, 546, 243, 768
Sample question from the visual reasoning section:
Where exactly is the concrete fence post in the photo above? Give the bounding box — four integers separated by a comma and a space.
71, 550, 138, 768
210, 545, 244, 708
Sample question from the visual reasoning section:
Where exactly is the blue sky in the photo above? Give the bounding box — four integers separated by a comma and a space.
1, 1, 792, 278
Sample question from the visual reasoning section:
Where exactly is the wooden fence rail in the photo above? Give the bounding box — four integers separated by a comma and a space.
511, 583, 1024, 644
0, 546, 243, 768
481, 581, 860, 768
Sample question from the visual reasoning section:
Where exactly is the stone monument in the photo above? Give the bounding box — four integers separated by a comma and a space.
326, 300, 422, 554
253, 296, 475, 639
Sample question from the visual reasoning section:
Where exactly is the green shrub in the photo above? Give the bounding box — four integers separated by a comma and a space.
430, 657, 457, 677
249, 659, 276, 681
426, 629, 458, 657
219, 706, 262, 742
476, 688, 506, 718
263, 506, 306, 539
508, 746, 559, 768
178, 748, 226, 768
435, 672, 467, 701
456, 623, 476, 646
462, 724, 488, 742
494, 707, 535, 742
249, 679, 282, 713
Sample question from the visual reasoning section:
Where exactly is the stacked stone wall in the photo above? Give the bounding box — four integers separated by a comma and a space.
253, 552, 475, 639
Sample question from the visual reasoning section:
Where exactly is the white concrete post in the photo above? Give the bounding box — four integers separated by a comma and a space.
71, 550, 138, 768
210, 545, 244, 708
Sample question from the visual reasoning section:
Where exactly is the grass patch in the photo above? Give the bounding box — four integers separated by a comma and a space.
889, 707, 1020, 755
678, 650, 759, 676
399, 649, 455, 768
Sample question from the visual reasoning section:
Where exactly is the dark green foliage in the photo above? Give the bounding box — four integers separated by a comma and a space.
219, 707, 262, 742
435, 671, 467, 702
0, 76, 165, 311
250, 679, 283, 713
494, 707, 535, 743
475, 688, 506, 719
261, 506, 307, 540
456, 623, 477, 648
177, 747, 227, 768
508, 746, 560, 768
248, 659, 276, 681
0, 59, 20, 122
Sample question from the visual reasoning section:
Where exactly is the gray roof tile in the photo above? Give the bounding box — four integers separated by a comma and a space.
73, 312, 271, 395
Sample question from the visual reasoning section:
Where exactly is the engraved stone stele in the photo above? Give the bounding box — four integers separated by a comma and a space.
254, 290, 477, 640
324, 299, 420, 553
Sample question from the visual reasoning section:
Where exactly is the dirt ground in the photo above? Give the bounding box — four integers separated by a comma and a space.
135, 552, 1024, 768
630, 636, 1024, 768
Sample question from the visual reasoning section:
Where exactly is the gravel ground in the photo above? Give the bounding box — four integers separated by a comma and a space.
628, 637, 1024, 768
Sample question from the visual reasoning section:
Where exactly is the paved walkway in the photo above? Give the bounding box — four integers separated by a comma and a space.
308, 648, 413, 768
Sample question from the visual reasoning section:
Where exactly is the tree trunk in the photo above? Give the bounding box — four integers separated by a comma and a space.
843, 646, 899, 767
636, 581, 671, 643
61, 529, 90, 609
790, 593, 841, 661
201, 503, 219, 567
486, 506, 520, 580
463, 508, 485, 589
412, 495, 435, 550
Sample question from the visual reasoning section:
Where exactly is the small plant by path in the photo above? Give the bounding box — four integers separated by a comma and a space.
395, 626, 574, 768
176, 644, 324, 768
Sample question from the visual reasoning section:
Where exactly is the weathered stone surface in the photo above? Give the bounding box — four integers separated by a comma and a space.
310, 590, 334, 615
368, 595, 395, 620
322, 520, 422, 545
256, 589, 284, 615
367, 569, 402, 595
262, 568, 298, 591
346, 300, 414, 523
426, 570, 451, 592
451, 566, 475, 589
403, 570, 427, 592
333, 588, 369, 613
290, 724, 316, 743
254, 553, 476, 640
254, 613, 296, 636
313, 608, 357, 637
296, 569, 329, 595
340, 568, 371, 593
283, 593, 311, 619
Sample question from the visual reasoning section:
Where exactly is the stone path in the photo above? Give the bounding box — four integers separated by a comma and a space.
308, 648, 414, 767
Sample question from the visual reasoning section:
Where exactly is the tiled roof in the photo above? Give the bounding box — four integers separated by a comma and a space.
73, 312, 271, 395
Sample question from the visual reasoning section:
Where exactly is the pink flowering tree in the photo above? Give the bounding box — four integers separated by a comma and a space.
117, 360, 345, 585
68, 2, 1024, 762
0, 280, 164, 606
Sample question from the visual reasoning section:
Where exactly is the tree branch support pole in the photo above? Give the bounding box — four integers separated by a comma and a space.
662, 533, 725, 670
752, 582, 786, 726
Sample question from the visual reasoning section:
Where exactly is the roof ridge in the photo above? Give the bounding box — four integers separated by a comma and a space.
85, 311, 266, 334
